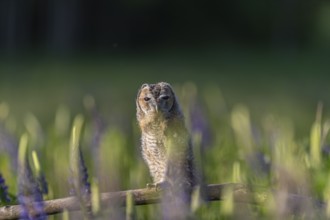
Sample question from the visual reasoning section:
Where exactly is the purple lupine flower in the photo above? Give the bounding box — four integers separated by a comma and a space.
0, 173, 11, 203
0, 125, 18, 171
79, 149, 91, 195
17, 195, 30, 219
37, 174, 48, 195
190, 101, 213, 149
69, 148, 91, 197
32, 186, 47, 220
18, 190, 46, 220
85, 99, 106, 178
18, 160, 47, 219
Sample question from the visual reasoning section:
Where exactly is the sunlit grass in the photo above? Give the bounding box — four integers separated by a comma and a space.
0, 82, 329, 219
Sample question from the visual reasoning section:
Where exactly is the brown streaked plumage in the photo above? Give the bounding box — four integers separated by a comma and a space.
136, 82, 196, 191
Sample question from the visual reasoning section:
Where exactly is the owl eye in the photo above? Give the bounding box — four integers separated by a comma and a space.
144, 97, 151, 101
161, 95, 170, 100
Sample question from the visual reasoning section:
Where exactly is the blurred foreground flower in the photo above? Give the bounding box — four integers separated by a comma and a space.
18, 134, 46, 220
70, 115, 91, 196
190, 101, 212, 150
32, 151, 49, 195
70, 115, 91, 218
0, 125, 18, 171
0, 173, 11, 204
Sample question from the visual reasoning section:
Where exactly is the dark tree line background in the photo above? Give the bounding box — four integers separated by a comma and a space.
0, 0, 329, 118
0, 0, 329, 55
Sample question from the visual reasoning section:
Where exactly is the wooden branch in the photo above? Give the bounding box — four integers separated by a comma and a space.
0, 183, 324, 220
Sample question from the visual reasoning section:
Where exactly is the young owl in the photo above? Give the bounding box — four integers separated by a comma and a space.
136, 82, 196, 191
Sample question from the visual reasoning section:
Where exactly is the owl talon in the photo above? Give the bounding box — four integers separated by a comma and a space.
147, 181, 170, 191
146, 183, 156, 189
146, 183, 162, 191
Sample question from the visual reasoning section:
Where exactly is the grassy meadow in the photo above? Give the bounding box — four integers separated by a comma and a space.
0, 51, 330, 219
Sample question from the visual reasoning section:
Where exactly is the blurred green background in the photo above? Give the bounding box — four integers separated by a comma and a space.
0, 0, 330, 124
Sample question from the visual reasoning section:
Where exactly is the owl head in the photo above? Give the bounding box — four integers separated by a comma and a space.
136, 82, 181, 121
